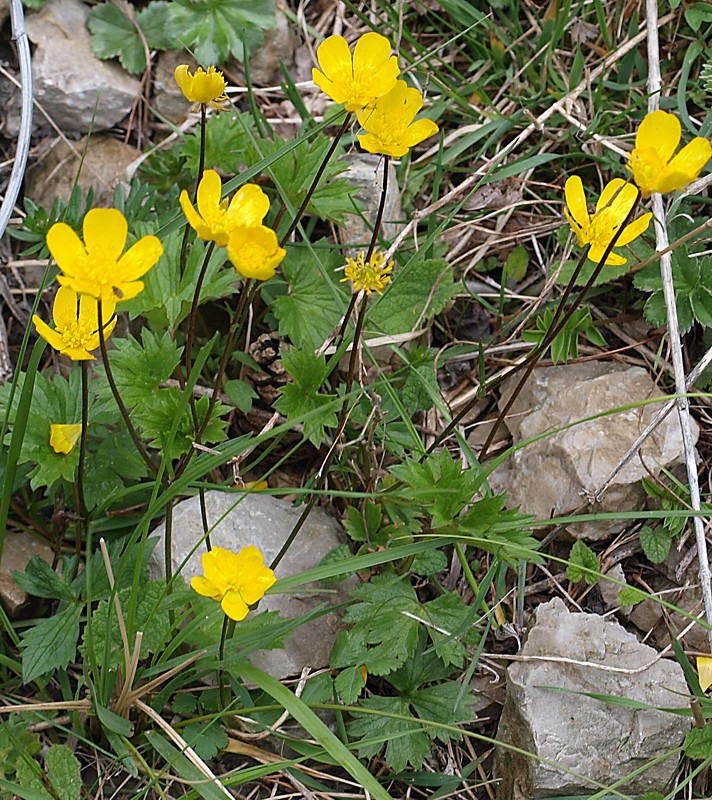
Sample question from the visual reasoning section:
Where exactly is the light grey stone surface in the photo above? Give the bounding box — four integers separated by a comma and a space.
26, 0, 140, 132
339, 154, 402, 253
495, 598, 691, 799
490, 362, 695, 539
230, 7, 296, 87
149, 491, 353, 678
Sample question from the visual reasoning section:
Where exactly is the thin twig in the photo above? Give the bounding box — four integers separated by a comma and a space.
645, 0, 712, 650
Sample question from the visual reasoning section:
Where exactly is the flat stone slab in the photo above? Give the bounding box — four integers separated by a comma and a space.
149, 491, 352, 678
495, 598, 691, 798
492, 362, 694, 539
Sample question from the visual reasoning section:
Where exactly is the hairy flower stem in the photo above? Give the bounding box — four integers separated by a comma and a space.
198, 104, 207, 187
72, 361, 90, 562
218, 615, 235, 707
97, 302, 156, 475
279, 113, 351, 246
185, 241, 217, 391
365, 156, 389, 262
429, 191, 642, 460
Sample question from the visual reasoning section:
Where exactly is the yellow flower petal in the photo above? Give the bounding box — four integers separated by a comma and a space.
226, 184, 270, 229
698, 655, 712, 692
588, 245, 627, 266
115, 236, 164, 284
52, 285, 80, 329
400, 117, 439, 149
46, 222, 86, 278
221, 590, 250, 621
564, 176, 589, 229
197, 169, 223, 219
314, 32, 399, 112
316, 35, 352, 84
635, 109, 680, 164
49, 423, 82, 455
179, 190, 203, 231
656, 137, 712, 194
174, 64, 227, 105
616, 211, 652, 247
83, 208, 127, 262
595, 178, 636, 216
190, 575, 221, 599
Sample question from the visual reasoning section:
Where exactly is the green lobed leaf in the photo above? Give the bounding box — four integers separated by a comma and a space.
566, 540, 600, 585
368, 258, 455, 336
12, 556, 77, 602
639, 525, 673, 564
165, 0, 275, 65
183, 721, 228, 762
334, 665, 366, 705
21, 605, 81, 683
348, 695, 430, 772
684, 722, 712, 759
122, 230, 236, 330
272, 244, 348, 350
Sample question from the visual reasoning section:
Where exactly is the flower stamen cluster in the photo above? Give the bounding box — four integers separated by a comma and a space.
341, 251, 394, 295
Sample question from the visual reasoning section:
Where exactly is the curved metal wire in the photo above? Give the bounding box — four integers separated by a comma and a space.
0, 0, 33, 239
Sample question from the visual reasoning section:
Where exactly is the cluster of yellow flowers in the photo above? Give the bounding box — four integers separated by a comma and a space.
313, 32, 439, 159
565, 109, 712, 265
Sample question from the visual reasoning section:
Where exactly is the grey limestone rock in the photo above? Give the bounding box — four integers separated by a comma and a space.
491, 362, 695, 540
495, 598, 691, 799
149, 491, 353, 678
26, 0, 140, 133
339, 154, 402, 253
0, 531, 55, 618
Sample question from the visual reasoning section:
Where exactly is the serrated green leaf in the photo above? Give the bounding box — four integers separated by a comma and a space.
617, 586, 647, 606
12, 556, 77, 602
684, 722, 712, 759
165, 0, 275, 65
272, 244, 348, 350
99, 329, 182, 408
334, 665, 366, 704
88, 3, 146, 74
274, 348, 337, 446
349, 695, 430, 772
368, 258, 455, 336
566, 540, 599, 585
21, 605, 81, 683
80, 581, 173, 668
411, 548, 448, 577
122, 230, 236, 329
639, 525, 672, 564
44, 744, 81, 800
183, 722, 228, 761
223, 380, 257, 414
408, 681, 476, 741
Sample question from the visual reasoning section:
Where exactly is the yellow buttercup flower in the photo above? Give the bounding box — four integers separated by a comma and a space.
49, 423, 83, 455
174, 64, 227, 106
628, 110, 712, 197
48, 209, 163, 304
180, 170, 270, 247
312, 32, 400, 113
357, 80, 439, 158
697, 655, 712, 692
564, 176, 652, 266
227, 225, 286, 281
33, 286, 116, 361
341, 251, 394, 294
190, 545, 276, 621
